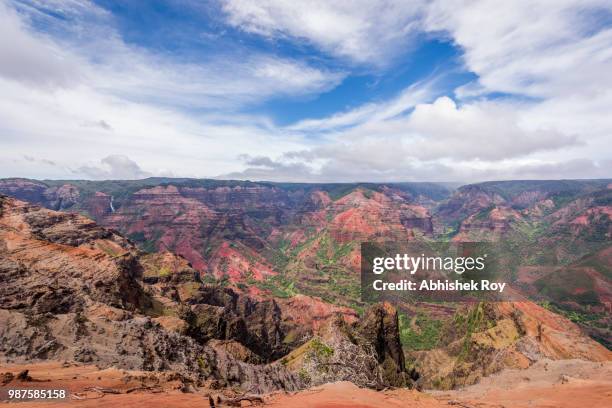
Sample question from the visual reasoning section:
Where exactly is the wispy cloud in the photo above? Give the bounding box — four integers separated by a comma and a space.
221, 0, 427, 66
0, 0, 340, 178
77, 155, 152, 180
0, 0, 610, 182
288, 78, 439, 132
0, 1, 81, 87
3, 0, 345, 108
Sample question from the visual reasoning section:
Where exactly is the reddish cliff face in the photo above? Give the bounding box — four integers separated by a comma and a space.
85, 191, 113, 218
209, 241, 275, 282
1, 183, 433, 293
329, 190, 433, 243
277, 294, 359, 333
453, 206, 523, 241
1, 194, 415, 393
99, 184, 287, 280
0, 179, 60, 209
0, 181, 437, 287
0, 195, 146, 314
510, 190, 550, 208
104, 185, 216, 272
48, 184, 80, 207
179, 185, 294, 209
437, 185, 506, 221
0, 179, 82, 212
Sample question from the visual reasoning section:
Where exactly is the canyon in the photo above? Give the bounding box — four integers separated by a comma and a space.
0, 177, 611, 406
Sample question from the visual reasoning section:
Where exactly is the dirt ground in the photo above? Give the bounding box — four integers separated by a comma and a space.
1, 359, 611, 407
432, 358, 612, 408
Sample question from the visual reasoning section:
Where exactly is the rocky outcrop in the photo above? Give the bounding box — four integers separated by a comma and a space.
42, 184, 80, 210
0, 195, 412, 394
0, 179, 80, 211
0, 195, 303, 393
357, 302, 410, 387
413, 302, 611, 389
0, 195, 146, 312
0, 307, 300, 393
186, 286, 287, 362
280, 302, 413, 389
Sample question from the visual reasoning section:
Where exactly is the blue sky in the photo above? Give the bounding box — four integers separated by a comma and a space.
1, 0, 611, 182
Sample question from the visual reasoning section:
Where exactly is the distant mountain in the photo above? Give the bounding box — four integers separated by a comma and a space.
0, 178, 449, 305
1, 177, 610, 349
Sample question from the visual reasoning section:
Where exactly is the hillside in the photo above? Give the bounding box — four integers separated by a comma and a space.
0, 194, 415, 397
0, 178, 611, 405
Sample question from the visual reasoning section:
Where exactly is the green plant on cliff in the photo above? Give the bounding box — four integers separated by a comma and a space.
298, 368, 311, 384
452, 302, 495, 360
255, 274, 297, 298
196, 355, 212, 376
309, 337, 334, 358
399, 313, 442, 351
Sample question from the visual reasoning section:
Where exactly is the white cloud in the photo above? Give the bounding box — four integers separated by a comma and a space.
89, 48, 344, 109
222, 0, 612, 182
0, 0, 340, 179
221, 0, 426, 65
77, 155, 152, 180
424, 0, 612, 98
0, 72, 306, 179
0, 0, 344, 108
222, 153, 612, 184
1, 0, 610, 182
220, 155, 316, 182
288, 78, 438, 132
405, 97, 579, 160
0, 1, 81, 87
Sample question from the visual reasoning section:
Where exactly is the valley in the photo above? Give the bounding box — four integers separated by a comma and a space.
0, 177, 610, 406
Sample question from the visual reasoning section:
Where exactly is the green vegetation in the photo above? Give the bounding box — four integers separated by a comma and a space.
298, 368, 311, 383
158, 266, 171, 277
196, 355, 211, 376
217, 274, 230, 287
315, 232, 354, 267
310, 337, 334, 358
467, 179, 610, 202
540, 301, 603, 324
128, 230, 162, 253
452, 302, 495, 360
255, 274, 297, 298
200, 274, 217, 285
399, 313, 442, 351
473, 205, 496, 221
128, 231, 146, 242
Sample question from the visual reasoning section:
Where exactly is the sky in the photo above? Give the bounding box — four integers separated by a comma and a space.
0, 0, 611, 182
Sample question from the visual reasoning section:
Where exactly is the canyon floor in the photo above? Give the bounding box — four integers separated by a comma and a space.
2, 359, 611, 407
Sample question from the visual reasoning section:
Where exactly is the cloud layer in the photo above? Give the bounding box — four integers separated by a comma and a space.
0, 0, 610, 182
221, 0, 426, 65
